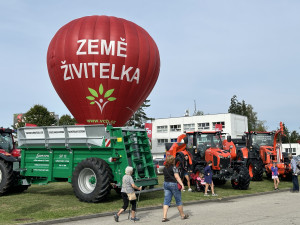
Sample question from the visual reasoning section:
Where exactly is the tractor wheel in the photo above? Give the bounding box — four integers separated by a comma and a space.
247, 159, 263, 181
213, 178, 227, 185
72, 158, 112, 203
0, 159, 14, 196
281, 172, 292, 181
265, 171, 272, 179
231, 166, 250, 190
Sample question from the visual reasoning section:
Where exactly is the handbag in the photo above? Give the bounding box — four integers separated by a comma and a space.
177, 183, 183, 191
127, 192, 137, 200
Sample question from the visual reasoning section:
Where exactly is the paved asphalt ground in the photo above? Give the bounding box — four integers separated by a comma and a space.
26, 190, 300, 225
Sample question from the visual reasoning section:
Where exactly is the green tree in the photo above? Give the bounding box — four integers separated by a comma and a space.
290, 131, 300, 143
22, 105, 57, 127
228, 95, 266, 131
125, 99, 152, 128
59, 114, 77, 125
281, 123, 300, 143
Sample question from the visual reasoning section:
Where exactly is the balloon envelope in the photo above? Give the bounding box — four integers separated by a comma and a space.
47, 15, 160, 126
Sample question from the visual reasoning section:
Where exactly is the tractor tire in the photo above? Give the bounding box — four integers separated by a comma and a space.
213, 178, 227, 185
265, 171, 272, 179
0, 159, 14, 196
281, 172, 292, 181
9, 169, 31, 194
231, 166, 250, 190
72, 158, 112, 203
247, 159, 263, 181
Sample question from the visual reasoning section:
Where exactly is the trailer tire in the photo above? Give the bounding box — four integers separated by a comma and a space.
231, 166, 250, 190
247, 159, 263, 181
0, 159, 14, 196
72, 158, 111, 203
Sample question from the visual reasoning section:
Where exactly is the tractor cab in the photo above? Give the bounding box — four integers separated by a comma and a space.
0, 128, 20, 158
186, 131, 231, 171
245, 132, 276, 164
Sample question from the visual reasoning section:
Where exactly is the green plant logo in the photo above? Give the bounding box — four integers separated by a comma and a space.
86, 84, 116, 113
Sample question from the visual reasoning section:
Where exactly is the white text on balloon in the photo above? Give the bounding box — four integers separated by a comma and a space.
60, 62, 140, 84
76, 39, 127, 57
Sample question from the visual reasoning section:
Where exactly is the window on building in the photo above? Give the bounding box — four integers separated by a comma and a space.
285, 148, 296, 153
212, 121, 225, 129
198, 122, 210, 130
170, 124, 181, 132
157, 125, 168, 133
157, 139, 168, 146
170, 138, 177, 143
183, 123, 195, 131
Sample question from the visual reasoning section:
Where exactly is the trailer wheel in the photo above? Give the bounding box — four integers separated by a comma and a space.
0, 159, 14, 196
231, 166, 250, 190
247, 159, 263, 181
72, 158, 111, 203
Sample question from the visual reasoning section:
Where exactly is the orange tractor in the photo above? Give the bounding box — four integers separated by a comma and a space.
166, 131, 250, 190
223, 122, 292, 181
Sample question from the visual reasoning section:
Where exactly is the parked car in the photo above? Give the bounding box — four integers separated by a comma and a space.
153, 158, 165, 174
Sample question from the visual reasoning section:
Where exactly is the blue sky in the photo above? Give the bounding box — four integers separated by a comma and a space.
0, 0, 299, 132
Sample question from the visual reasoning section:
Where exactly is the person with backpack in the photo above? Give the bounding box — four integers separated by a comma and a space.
288, 154, 299, 193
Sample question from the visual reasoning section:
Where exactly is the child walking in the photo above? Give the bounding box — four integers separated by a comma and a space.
204, 161, 217, 196
271, 162, 280, 190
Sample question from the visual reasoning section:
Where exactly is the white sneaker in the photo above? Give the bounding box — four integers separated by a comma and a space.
188, 188, 192, 192
182, 189, 186, 192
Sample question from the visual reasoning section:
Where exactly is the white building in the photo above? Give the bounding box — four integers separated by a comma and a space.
282, 143, 300, 156
151, 113, 248, 158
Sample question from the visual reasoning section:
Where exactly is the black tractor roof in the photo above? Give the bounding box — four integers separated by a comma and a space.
0, 128, 13, 134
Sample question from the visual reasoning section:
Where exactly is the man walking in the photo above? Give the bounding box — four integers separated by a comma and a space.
288, 154, 299, 193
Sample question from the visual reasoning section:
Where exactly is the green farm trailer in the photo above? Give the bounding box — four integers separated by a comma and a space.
10, 125, 158, 202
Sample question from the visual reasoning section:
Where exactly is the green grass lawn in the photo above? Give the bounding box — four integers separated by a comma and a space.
0, 175, 297, 225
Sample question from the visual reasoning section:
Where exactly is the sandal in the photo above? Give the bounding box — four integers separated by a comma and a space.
181, 214, 189, 220
162, 218, 170, 222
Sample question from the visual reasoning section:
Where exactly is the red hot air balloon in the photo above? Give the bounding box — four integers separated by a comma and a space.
47, 16, 160, 127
